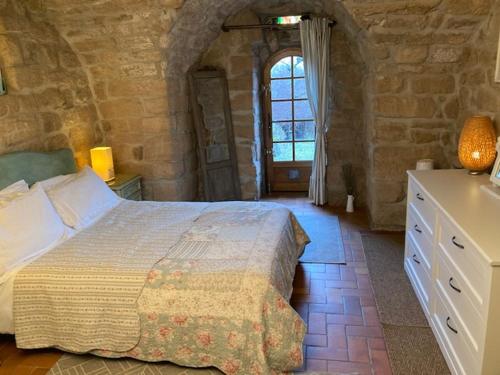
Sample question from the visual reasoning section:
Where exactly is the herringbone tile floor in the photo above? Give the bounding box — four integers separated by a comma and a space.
0, 196, 392, 375
267, 195, 392, 374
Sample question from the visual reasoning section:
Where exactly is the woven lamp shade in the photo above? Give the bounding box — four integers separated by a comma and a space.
458, 116, 497, 174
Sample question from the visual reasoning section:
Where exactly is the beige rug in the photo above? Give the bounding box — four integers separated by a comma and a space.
47, 354, 338, 375
297, 214, 345, 264
361, 233, 450, 375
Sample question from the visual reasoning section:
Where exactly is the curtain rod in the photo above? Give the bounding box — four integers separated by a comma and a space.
222, 15, 336, 32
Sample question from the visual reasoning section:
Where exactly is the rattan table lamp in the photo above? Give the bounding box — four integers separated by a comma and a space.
458, 116, 497, 175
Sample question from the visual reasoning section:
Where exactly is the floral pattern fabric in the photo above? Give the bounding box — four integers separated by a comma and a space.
96, 202, 309, 374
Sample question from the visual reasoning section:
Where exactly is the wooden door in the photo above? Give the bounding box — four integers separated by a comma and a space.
263, 49, 315, 192
189, 69, 241, 201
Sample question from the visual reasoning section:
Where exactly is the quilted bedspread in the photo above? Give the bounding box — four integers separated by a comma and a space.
14, 200, 308, 375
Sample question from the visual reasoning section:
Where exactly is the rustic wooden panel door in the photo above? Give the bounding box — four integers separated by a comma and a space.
263, 49, 315, 192
189, 69, 241, 201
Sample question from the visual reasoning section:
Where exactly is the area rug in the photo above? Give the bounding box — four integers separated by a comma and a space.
361, 233, 450, 375
297, 214, 345, 264
47, 353, 332, 375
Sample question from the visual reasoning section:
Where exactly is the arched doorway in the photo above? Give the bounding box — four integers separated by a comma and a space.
263, 48, 315, 192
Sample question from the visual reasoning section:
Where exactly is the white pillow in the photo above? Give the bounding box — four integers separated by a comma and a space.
36, 174, 75, 192
0, 184, 66, 276
47, 166, 121, 230
0, 180, 29, 208
0, 180, 29, 196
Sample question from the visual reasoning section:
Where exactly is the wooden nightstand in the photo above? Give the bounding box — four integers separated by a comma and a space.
107, 174, 142, 201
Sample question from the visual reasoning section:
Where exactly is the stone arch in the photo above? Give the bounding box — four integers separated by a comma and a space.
0, 0, 102, 167
24, 0, 496, 229
168, 0, 373, 204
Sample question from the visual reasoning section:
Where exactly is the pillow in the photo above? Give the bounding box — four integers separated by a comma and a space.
0, 184, 66, 276
0, 180, 29, 208
36, 174, 75, 192
0, 180, 29, 196
47, 166, 121, 230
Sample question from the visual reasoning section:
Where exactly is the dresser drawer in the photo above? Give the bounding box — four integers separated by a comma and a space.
436, 251, 485, 353
408, 178, 436, 234
433, 287, 480, 375
407, 205, 433, 273
405, 233, 432, 315
438, 215, 490, 307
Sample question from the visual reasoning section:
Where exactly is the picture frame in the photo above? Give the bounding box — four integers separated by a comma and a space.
0, 68, 6, 96
496, 30, 500, 83
490, 137, 500, 187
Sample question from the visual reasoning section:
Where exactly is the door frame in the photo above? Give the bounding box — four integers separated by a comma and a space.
262, 47, 312, 193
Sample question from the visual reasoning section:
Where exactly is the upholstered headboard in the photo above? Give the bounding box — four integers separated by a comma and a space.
0, 148, 77, 190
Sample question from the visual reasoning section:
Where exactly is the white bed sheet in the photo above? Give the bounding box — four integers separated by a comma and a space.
0, 227, 76, 334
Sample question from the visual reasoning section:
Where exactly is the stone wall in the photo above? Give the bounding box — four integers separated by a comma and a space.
457, 2, 500, 137
350, 0, 499, 229
2, 0, 499, 230
38, 0, 199, 201
0, 0, 100, 167
200, 4, 368, 205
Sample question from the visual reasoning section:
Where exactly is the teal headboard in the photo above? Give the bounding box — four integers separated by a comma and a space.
0, 148, 77, 190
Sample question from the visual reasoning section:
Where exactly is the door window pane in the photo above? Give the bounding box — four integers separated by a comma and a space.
295, 142, 315, 161
271, 79, 292, 100
293, 56, 304, 77
273, 142, 293, 161
271, 57, 292, 79
269, 54, 316, 163
272, 122, 293, 141
294, 78, 307, 99
295, 121, 315, 141
272, 101, 292, 121
294, 100, 313, 120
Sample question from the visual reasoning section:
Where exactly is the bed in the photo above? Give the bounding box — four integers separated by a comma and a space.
0, 149, 309, 375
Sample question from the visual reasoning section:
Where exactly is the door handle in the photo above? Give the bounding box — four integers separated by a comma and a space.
416, 193, 424, 201
414, 224, 422, 234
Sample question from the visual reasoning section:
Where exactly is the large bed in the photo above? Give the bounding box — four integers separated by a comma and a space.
0, 149, 309, 375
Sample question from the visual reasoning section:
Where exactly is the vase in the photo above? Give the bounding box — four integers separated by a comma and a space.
346, 195, 354, 213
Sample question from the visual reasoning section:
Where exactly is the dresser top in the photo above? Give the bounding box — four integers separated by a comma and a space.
408, 169, 500, 265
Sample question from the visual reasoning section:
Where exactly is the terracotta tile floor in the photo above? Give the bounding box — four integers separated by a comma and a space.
0, 195, 392, 375
266, 194, 392, 374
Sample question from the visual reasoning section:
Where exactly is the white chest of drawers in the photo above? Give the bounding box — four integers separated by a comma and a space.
405, 170, 500, 375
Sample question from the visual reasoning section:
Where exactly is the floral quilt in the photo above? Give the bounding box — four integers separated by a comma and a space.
16, 201, 309, 374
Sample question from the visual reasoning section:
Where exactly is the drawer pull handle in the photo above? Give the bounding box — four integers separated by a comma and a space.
412, 254, 421, 264
449, 278, 461, 293
446, 317, 458, 334
416, 193, 424, 201
451, 236, 465, 249
414, 224, 422, 234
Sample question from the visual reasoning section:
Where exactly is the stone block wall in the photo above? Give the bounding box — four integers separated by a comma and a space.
37, 0, 199, 201
457, 2, 500, 135
0, 0, 498, 230
200, 4, 368, 206
0, 0, 101, 167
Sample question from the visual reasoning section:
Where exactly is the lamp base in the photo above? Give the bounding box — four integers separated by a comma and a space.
468, 170, 484, 175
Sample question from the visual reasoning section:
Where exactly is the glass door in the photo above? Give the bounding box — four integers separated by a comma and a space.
264, 50, 315, 192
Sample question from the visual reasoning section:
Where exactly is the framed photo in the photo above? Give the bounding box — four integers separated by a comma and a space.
496, 30, 500, 83
0, 68, 6, 96
490, 137, 500, 187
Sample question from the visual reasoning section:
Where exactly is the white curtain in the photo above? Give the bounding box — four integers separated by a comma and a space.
300, 18, 331, 206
